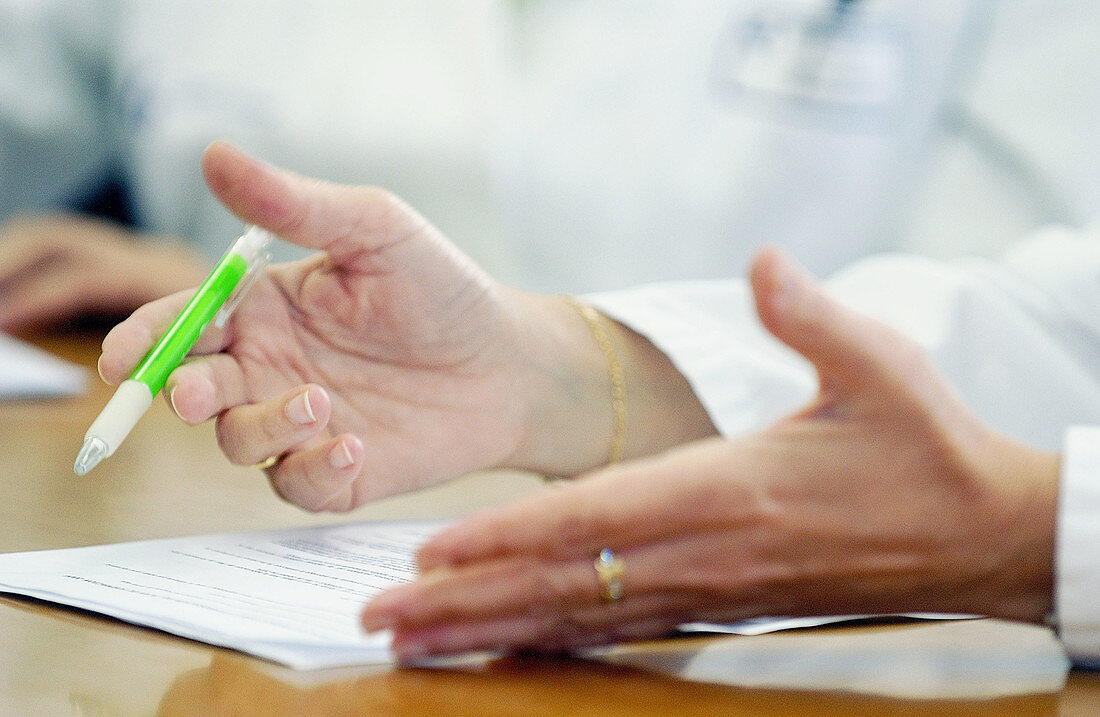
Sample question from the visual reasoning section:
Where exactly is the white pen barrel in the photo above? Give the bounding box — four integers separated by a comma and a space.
85, 380, 154, 456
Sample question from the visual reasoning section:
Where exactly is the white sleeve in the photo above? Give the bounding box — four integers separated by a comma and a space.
587, 224, 1100, 665
587, 224, 1100, 451
1058, 427, 1100, 665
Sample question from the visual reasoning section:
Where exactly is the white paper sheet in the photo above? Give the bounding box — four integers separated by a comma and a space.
0, 521, 1073, 697
588, 618, 1070, 699
0, 332, 87, 398
0, 521, 445, 669
682, 613, 972, 636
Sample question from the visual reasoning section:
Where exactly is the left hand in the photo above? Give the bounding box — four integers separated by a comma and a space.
0, 213, 210, 332
361, 248, 1059, 660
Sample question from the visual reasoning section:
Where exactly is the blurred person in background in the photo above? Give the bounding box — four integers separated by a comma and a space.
1, 1, 1097, 327
0, 1, 503, 330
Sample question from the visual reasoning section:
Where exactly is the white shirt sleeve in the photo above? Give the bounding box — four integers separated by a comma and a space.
586, 224, 1100, 663
1058, 427, 1100, 665
588, 225, 1100, 450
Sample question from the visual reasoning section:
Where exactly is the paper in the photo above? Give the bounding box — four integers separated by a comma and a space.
682, 613, 972, 636
0, 332, 87, 398
0, 521, 1073, 698
588, 618, 1070, 699
0, 520, 444, 669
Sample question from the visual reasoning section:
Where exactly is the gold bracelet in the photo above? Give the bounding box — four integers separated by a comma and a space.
564, 296, 626, 465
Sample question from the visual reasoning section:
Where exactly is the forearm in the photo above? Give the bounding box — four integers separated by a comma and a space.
958, 435, 1059, 624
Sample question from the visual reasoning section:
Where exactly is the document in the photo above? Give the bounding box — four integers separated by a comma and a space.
590, 618, 1070, 699
0, 332, 87, 398
0, 520, 1072, 697
0, 520, 444, 669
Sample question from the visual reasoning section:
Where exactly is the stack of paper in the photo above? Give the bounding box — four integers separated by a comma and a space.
0, 520, 1071, 698
590, 618, 1069, 699
0, 333, 87, 398
0, 521, 442, 668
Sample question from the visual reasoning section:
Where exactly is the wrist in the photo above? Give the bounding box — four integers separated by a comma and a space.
500, 292, 718, 477
962, 434, 1059, 624
499, 292, 615, 476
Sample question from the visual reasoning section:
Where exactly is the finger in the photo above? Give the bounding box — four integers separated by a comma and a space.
0, 267, 87, 332
99, 289, 232, 385
749, 246, 917, 393
164, 353, 250, 425
416, 441, 741, 570
371, 532, 777, 660
0, 235, 61, 293
414, 472, 647, 570
368, 532, 736, 635
202, 141, 431, 266
365, 556, 604, 633
389, 611, 682, 662
214, 384, 332, 466
266, 434, 365, 512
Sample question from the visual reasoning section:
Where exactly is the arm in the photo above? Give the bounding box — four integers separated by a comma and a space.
97, 143, 716, 511
360, 247, 1061, 660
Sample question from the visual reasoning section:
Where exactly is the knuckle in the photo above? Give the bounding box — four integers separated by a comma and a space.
546, 610, 591, 648
262, 401, 291, 443
300, 456, 356, 513
554, 508, 608, 556
529, 568, 575, 611
270, 467, 326, 514
214, 416, 250, 465
267, 472, 303, 509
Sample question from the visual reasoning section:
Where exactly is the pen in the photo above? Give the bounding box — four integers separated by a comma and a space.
74, 226, 274, 475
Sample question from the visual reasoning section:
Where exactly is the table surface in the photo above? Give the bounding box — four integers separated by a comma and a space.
1, 329, 1097, 716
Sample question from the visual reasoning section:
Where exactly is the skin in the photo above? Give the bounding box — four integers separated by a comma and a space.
99, 143, 1060, 660
98, 142, 716, 510
0, 213, 209, 332
358, 250, 1059, 661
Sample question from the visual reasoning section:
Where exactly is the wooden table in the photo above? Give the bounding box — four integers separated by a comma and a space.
1, 330, 1097, 716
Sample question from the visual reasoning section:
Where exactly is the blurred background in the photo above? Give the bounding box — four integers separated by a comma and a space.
0, 0, 1097, 320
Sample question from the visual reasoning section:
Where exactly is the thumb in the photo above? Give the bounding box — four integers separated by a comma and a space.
749, 246, 904, 393
201, 141, 431, 266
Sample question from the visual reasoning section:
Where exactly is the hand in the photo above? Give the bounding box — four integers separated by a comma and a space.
361, 248, 1059, 660
0, 214, 210, 332
98, 143, 714, 511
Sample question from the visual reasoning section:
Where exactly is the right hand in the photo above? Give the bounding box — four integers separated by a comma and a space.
99, 143, 703, 511
362, 248, 1059, 659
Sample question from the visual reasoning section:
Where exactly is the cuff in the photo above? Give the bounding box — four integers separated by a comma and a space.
1056, 426, 1100, 664
584, 280, 815, 438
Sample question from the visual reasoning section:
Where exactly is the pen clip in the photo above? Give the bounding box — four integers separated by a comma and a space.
215, 246, 272, 328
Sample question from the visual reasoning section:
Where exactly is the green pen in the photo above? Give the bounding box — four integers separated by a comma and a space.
74, 226, 273, 475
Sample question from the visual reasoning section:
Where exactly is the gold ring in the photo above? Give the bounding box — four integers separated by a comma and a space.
252, 455, 280, 471
594, 548, 624, 604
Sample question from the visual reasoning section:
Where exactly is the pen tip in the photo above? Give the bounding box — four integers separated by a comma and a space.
74, 437, 108, 475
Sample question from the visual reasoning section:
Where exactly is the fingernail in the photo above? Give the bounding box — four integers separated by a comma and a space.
328, 439, 355, 469
96, 355, 107, 383
168, 386, 183, 420
285, 388, 317, 425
